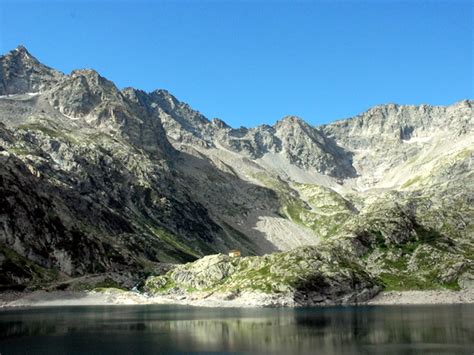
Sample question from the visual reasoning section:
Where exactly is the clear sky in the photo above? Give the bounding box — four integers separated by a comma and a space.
0, 0, 472, 127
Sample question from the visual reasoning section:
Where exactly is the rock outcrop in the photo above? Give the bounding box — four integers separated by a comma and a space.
144, 246, 380, 306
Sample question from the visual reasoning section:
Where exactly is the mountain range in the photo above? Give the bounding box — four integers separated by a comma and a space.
0, 46, 472, 302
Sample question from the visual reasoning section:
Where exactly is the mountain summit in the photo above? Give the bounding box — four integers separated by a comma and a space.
0, 45, 64, 95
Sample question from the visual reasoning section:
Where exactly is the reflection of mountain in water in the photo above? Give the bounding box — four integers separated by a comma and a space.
0, 305, 473, 354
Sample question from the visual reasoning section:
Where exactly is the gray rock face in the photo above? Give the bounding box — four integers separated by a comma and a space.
324, 102, 473, 144
149, 89, 216, 147
220, 124, 281, 159
46, 70, 175, 157
0, 46, 472, 298
321, 101, 473, 186
169, 254, 237, 289
152, 94, 356, 178
272, 116, 356, 178
47, 69, 120, 119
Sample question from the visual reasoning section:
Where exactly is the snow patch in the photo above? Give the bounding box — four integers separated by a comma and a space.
0, 92, 39, 98
402, 136, 433, 144
63, 113, 81, 121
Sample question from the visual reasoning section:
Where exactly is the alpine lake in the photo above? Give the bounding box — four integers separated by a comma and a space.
0, 304, 473, 354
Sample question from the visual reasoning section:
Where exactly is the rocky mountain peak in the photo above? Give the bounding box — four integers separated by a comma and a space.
47, 67, 124, 121
12, 44, 31, 56
120, 87, 152, 111
151, 88, 174, 98
211, 118, 230, 129
121, 86, 144, 99
0, 45, 64, 95
149, 89, 186, 113
70, 68, 101, 80
324, 100, 473, 145
148, 88, 215, 147
274, 115, 305, 127
457, 99, 473, 108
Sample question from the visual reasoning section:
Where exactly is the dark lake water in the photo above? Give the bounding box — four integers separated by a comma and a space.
0, 304, 473, 354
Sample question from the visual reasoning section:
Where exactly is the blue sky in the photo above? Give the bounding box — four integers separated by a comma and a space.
0, 1, 472, 127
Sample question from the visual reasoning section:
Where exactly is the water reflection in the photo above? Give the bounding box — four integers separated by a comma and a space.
0, 305, 473, 354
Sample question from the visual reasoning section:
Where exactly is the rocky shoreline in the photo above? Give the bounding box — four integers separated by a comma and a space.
366, 289, 474, 305
1, 288, 473, 309
3, 248, 472, 309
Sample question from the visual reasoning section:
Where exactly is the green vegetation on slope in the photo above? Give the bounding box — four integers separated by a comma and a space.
144, 245, 379, 305
0, 243, 60, 290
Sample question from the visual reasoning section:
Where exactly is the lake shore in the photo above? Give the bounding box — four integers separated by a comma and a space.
1, 288, 473, 309
366, 289, 474, 305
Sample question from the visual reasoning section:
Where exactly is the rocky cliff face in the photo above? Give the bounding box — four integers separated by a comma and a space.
0, 46, 472, 298
321, 101, 473, 188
